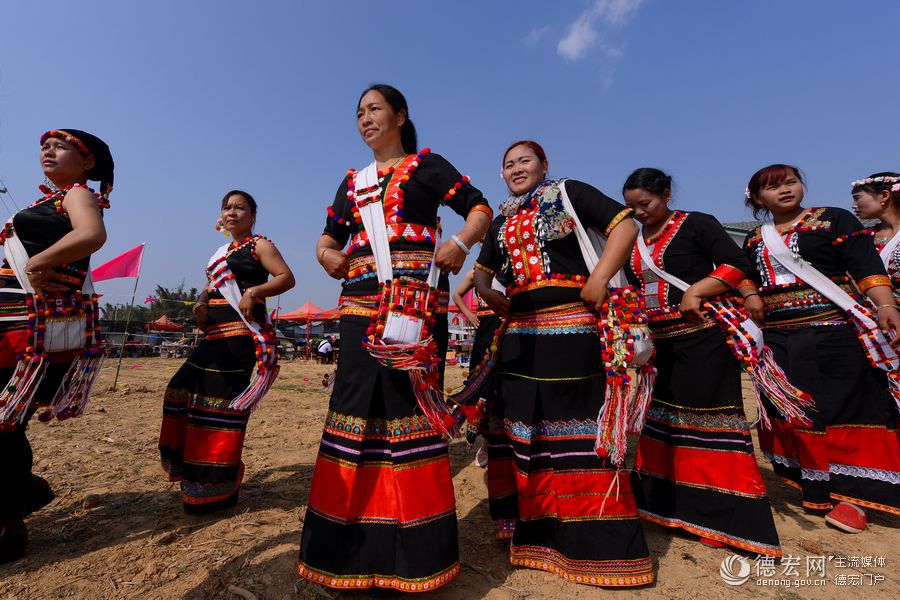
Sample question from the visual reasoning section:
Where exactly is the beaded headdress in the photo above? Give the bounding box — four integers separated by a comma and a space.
40, 129, 115, 197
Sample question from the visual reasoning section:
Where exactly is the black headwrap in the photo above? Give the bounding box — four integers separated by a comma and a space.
40, 129, 115, 197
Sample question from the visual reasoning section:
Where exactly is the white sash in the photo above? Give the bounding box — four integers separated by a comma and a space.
557, 179, 626, 288
207, 243, 269, 338
355, 162, 441, 287
558, 179, 652, 366
354, 161, 441, 345
636, 230, 764, 347
4, 233, 93, 352
879, 228, 900, 269
761, 222, 899, 371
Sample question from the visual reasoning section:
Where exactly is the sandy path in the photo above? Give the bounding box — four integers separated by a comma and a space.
0, 359, 896, 599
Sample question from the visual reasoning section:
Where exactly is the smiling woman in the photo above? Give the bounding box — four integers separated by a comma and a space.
472, 140, 652, 588
741, 164, 900, 533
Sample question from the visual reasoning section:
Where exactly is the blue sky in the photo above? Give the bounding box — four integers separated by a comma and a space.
1, 0, 898, 311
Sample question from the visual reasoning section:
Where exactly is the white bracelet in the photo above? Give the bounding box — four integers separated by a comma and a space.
450, 234, 470, 255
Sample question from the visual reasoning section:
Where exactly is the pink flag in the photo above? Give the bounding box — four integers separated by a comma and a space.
92, 243, 145, 282
463, 289, 478, 310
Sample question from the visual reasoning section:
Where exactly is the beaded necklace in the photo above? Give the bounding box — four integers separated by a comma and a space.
206, 234, 267, 290
0, 183, 110, 246
327, 148, 432, 228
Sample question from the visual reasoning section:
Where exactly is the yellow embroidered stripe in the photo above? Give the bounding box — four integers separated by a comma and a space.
604, 208, 634, 236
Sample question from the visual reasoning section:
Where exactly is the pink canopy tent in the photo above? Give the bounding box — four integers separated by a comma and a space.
279, 301, 340, 359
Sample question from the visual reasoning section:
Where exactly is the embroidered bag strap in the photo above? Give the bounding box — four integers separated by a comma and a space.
558, 180, 627, 287
880, 229, 900, 268
761, 222, 898, 371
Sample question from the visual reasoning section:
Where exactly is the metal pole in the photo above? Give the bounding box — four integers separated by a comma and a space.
111, 275, 140, 391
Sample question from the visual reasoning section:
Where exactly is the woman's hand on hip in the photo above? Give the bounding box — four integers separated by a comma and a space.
320, 249, 349, 280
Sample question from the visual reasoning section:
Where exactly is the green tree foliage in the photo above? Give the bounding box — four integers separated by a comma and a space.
147, 283, 200, 322
100, 283, 200, 331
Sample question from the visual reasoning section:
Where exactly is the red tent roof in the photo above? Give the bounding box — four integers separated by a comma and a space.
146, 315, 183, 331
279, 301, 339, 322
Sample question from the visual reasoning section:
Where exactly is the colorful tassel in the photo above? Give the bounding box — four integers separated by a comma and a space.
703, 296, 814, 428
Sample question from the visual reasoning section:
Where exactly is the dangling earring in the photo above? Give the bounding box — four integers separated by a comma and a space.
215, 217, 229, 237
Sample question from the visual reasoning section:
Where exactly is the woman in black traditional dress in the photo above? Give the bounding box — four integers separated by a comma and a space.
298, 84, 492, 593
622, 168, 780, 555
741, 164, 900, 533
159, 190, 294, 513
474, 140, 653, 587
0, 129, 113, 562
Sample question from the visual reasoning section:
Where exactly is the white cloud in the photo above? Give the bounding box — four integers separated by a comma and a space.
556, 0, 643, 62
524, 25, 552, 46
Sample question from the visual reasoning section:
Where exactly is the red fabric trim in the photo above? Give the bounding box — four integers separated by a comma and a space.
468, 204, 494, 220
158, 414, 186, 449
636, 437, 767, 496
182, 426, 246, 465
307, 453, 455, 524
709, 264, 745, 289
0, 329, 29, 368
858, 274, 892, 293
758, 421, 829, 472
822, 425, 900, 471
514, 469, 639, 519
760, 420, 900, 473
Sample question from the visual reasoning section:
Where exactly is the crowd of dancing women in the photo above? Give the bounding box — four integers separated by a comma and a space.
0, 83, 898, 592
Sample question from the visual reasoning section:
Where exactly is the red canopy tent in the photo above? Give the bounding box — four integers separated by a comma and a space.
279, 302, 340, 359
279, 301, 325, 321
145, 315, 183, 331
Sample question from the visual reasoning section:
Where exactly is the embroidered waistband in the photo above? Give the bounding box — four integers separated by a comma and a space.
508, 277, 585, 297
764, 309, 848, 328
347, 251, 434, 282
650, 319, 716, 339
205, 320, 252, 340
507, 302, 596, 335
339, 291, 449, 318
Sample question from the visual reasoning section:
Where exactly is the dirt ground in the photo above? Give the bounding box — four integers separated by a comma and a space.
0, 358, 896, 600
